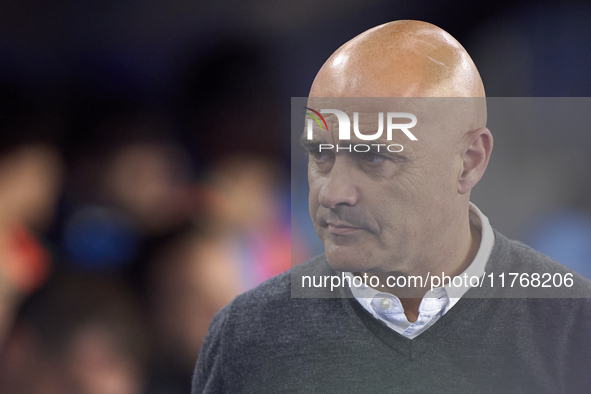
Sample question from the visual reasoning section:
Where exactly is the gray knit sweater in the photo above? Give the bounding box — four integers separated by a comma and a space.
192, 231, 591, 393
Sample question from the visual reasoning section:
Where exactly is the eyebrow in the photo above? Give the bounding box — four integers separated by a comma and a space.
298, 135, 408, 162
299, 136, 319, 151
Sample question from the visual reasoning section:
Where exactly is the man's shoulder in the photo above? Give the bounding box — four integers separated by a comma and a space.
490, 229, 591, 296
215, 254, 339, 324
206, 254, 356, 360
237, 253, 335, 303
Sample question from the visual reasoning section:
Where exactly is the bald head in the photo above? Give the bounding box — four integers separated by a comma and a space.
310, 20, 485, 99
310, 20, 487, 132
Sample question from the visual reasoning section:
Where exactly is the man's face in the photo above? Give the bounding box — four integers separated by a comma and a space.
306, 98, 465, 275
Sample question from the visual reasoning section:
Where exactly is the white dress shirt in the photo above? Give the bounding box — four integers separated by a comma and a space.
347, 202, 495, 339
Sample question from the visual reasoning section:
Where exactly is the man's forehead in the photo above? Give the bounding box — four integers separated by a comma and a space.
306, 97, 424, 113
304, 97, 484, 138
304, 97, 468, 122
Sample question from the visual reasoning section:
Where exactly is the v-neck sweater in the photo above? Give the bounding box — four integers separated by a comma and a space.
193, 230, 591, 393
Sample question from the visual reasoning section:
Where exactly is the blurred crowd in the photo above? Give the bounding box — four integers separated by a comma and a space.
0, 40, 309, 394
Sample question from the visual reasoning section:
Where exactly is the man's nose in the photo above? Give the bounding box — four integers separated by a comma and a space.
317, 160, 360, 209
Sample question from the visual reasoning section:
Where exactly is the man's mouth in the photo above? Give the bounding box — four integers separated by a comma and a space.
326, 222, 363, 235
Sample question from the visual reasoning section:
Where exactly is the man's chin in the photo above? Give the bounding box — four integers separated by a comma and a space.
324, 246, 373, 273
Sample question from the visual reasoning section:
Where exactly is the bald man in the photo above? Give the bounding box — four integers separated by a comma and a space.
193, 21, 591, 393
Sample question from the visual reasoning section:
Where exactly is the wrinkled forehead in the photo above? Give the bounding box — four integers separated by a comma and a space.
307, 97, 427, 110
304, 97, 483, 143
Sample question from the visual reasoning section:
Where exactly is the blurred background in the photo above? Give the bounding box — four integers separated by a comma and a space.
0, 0, 590, 393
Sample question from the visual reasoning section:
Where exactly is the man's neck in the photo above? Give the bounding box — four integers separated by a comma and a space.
362, 218, 482, 323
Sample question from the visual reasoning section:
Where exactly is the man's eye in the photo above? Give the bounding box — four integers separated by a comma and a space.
359, 152, 386, 164
311, 150, 332, 161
